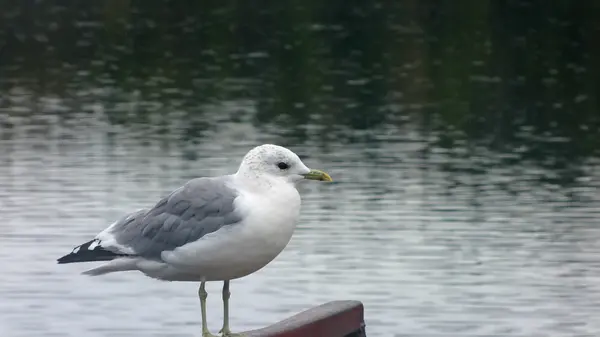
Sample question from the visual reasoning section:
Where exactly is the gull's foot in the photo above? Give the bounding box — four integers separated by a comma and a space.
203, 331, 219, 337
220, 328, 244, 337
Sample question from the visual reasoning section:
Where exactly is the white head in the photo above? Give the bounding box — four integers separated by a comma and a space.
236, 144, 332, 185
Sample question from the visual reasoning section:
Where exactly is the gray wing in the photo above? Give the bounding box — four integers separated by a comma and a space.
107, 176, 243, 260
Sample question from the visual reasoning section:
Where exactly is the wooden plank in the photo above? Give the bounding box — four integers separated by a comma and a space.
242, 300, 366, 337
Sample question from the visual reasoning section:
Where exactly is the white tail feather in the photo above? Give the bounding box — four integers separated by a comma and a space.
82, 258, 138, 276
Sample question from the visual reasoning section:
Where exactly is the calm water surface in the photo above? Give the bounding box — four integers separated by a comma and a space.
1, 111, 599, 337
1, 1, 600, 336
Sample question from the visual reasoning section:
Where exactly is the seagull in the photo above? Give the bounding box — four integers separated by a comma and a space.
57, 144, 333, 337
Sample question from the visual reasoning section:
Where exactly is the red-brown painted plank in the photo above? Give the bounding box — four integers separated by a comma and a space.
242, 300, 365, 337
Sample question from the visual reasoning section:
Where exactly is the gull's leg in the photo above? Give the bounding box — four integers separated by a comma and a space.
219, 280, 242, 337
199, 282, 218, 337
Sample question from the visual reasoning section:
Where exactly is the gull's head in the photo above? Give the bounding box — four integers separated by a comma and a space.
237, 144, 332, 185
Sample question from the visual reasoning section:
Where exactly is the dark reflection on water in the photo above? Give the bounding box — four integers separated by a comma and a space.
1, 1, 600, 336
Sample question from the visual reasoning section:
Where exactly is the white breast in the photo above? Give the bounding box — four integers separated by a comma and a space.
162, 179, 301, 281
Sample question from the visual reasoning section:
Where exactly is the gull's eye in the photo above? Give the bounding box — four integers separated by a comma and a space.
277, 162, 289, 170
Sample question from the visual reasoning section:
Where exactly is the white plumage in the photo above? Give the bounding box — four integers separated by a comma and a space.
57, 144, 332, 337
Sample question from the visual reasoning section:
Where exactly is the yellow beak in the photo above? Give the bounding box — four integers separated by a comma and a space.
303, 169, 333, 182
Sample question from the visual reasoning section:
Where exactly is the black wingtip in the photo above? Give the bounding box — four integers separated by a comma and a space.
56, 254, 72, 264
57, 239, 126, 264
56, 252, 96, 264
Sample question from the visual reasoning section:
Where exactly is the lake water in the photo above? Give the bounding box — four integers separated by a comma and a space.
1, 2, 600, 337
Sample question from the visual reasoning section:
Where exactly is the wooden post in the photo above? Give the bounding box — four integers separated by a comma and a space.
241, 300, 366, 337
